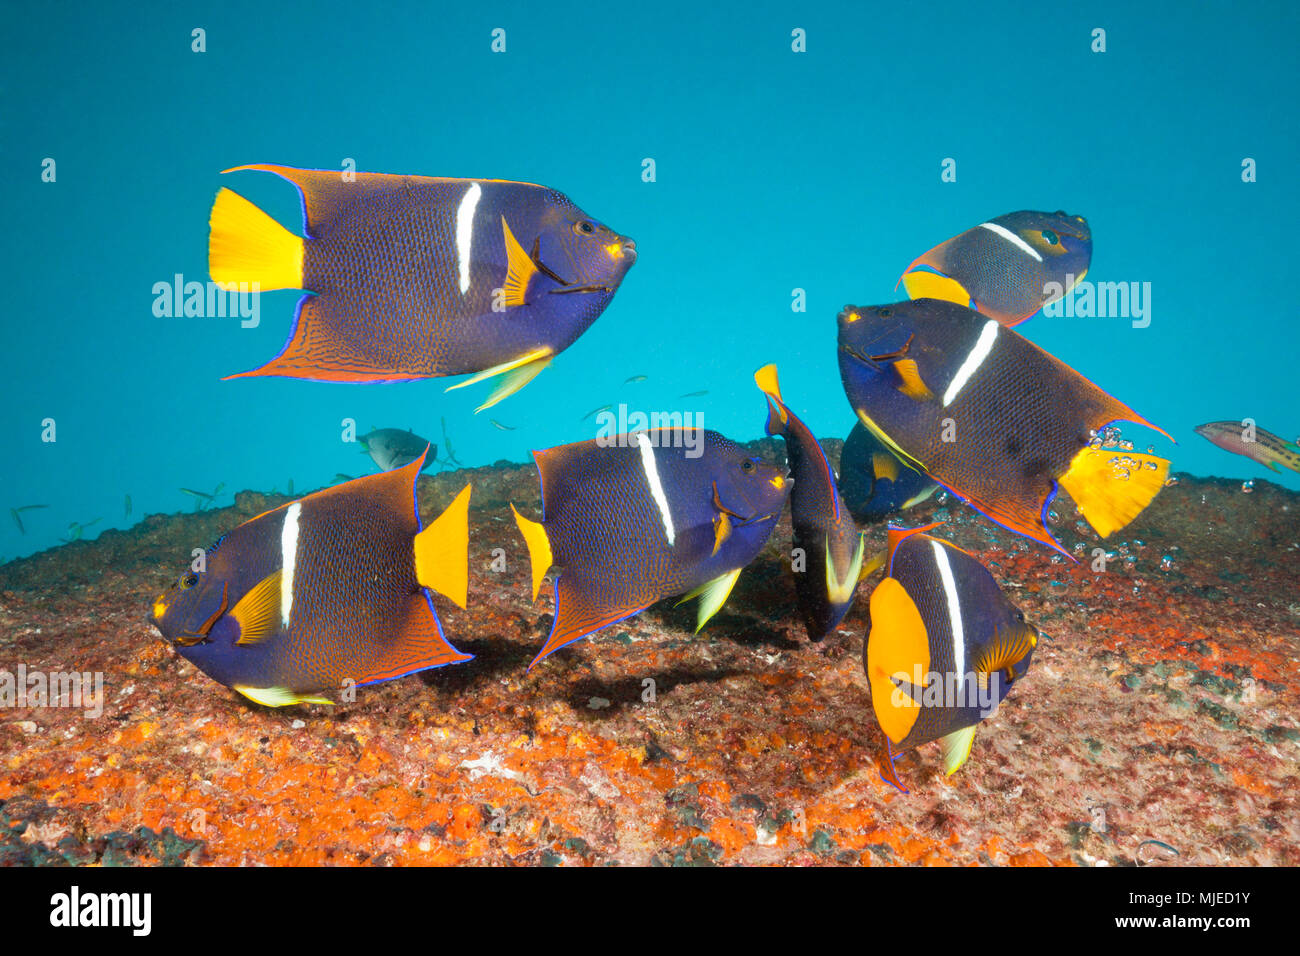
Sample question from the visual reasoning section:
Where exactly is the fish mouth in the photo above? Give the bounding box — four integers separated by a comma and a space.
732, 510, 778, 528
840, 343, 882, 369
548, 284, 614, 295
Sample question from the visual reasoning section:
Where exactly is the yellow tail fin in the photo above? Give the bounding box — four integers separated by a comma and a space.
209, 187, 304, 292
414, 484, 472, 609
866, 577, 931, 745
1059, 447, 1169, 538
902, 269, 972, 306
511, 504, 553, 601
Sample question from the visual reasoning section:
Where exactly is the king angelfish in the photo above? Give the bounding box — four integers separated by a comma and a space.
208, 165, 636, 409
838, 298, 1172, 556
511, 429, 790, 668
151, 449, 473, 705
866, 524, 1039, 787
754, 364, 865, 641
898, 210, 1091, 326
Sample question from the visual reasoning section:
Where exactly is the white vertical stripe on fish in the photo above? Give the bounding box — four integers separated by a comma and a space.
635, 431, 675, 546
943, 319, 999, 407
456, 182, 482, 295
931, 539, 964, 684
979, 221, 1042, 262
280, 502, 301, 628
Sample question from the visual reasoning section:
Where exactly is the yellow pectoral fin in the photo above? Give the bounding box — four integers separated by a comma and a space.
232, 568, 284, 645
858, 548, 887, 582
872, 452, 900, 483
414, 484, 472, 609
500, 216, 537, 307
865, 577, 930, 745
892, 358, 935, 401
902, 270, 972, 307
234, 685, 334, 708
972, 623, 1037, 679
712, 511, 733, 556
826, 533, 866, 605
1059, 447, 1169, 538
510, 505, 553, 602
939, 725, 977, 776
678, 567, 743, 634
209, 188, 304, 292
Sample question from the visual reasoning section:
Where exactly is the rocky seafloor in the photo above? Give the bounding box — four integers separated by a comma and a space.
1, 440, 1297, 866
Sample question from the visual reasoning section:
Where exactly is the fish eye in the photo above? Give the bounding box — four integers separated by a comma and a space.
180, 572, 199, 590
879, 307, 892, 317
1042, 229, 1060, 245
574, 220, 595, 236
741, 458, 757, 474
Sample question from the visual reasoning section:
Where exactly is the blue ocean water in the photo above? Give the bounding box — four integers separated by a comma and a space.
3, 0, 1296, 562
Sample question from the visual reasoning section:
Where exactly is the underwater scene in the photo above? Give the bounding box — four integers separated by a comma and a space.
2, 0, 1297, 870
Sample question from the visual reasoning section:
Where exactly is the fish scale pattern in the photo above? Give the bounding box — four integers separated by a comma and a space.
304, 180, 467, 373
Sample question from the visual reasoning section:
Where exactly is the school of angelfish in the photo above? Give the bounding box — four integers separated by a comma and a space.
147, 165, 1297, 790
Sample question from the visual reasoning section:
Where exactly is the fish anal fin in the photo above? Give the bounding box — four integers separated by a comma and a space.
232, 568, 284, 645
939, 725, 977, 776
414, 484, 472, 609
223, 295, 424, 382
528, 576, 650, 669
1059, 447, 1169, 538
865, 576, 930, 745
358, 595, 473, 686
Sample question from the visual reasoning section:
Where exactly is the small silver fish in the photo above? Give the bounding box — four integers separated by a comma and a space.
360, 428, 436, 472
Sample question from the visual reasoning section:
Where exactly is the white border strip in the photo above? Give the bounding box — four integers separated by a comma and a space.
635, 432, 675, 546
943, 319, 999, 407
980, 221, 1042, 262
932, 540, 965, 681
456, 182, 482, 295
280, 502, 301, 628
